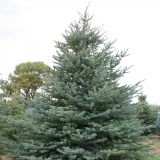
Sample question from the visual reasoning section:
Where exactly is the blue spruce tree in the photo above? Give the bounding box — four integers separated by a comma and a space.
12, 8, 149, 160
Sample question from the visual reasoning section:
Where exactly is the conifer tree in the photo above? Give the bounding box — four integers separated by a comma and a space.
0, 79, 26, 156
12, 8, 149, 160
0, 94, 26, 157
136, 95, 156, 135
156, 111, 160, 133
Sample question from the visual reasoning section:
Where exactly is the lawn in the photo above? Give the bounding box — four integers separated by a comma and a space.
147, 135, 160, 160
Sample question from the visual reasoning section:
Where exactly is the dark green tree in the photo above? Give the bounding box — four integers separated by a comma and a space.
11, 9, 149, 160
136, 95, 156, 135
0, 79, 15, 156
0, 94, 26, 156
0, 79, 13, 100
0, 79, 26, 156
156, 111, 160, 133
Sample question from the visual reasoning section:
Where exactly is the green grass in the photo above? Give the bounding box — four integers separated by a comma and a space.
154, 142, 160, 148
147, 155, 159, 160
147, 135, 160, 160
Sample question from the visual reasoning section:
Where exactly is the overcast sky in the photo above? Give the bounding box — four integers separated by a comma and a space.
0, 0, 160, 104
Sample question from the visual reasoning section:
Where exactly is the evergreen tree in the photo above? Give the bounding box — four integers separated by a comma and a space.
12, 9, 149, 160
0, 94, 26, 156
156, 111, 160, 134
0, 100, 7, 156
136, 95, 156, 135
0, 79, 16, 156
0, 79, 26, 156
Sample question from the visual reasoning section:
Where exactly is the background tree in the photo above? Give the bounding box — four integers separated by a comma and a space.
138, 94, 147, 102
0, 79, 30, 157
9, 61, 50, 99
136, 94, 156, 135
156, 111, 160, 134
0, 79, 13, 101
0, 61, 50, 156
0, 83, 8, 156
9, 9, 149, 160
0, 91, 26, 156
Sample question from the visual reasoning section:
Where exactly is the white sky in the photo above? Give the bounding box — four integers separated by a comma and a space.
0, 0, 160, 104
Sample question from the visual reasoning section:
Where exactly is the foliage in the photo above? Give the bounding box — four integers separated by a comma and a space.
0, 79, 14, 155
156, 111, 160, 134
0, 61, 50, 156
0, 79, 13, 101
9, 61, 50, 99
138, 94, 147, 102
9, 8, 149, 160
0, 78, 27, 156
147, 155, 160, 160
136, 95, 156, 135
0, 93, 26, 156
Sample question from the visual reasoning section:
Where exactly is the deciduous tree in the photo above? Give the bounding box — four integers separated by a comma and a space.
9, 61, 50, 99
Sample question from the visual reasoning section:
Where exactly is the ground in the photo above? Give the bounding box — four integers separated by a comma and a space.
149, 135, 160, 156
0, 157, 11, 160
